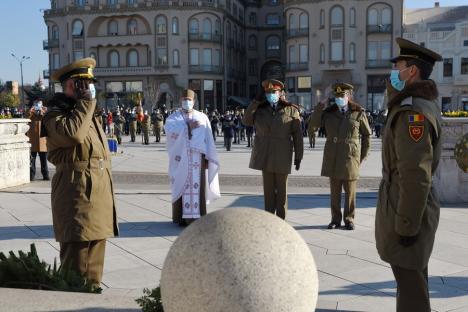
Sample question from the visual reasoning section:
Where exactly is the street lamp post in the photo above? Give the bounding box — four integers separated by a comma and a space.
11, 53, 30, 112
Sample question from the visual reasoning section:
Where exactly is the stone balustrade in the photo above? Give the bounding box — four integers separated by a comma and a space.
0, 119, 30, 189
434, 117, 468, 204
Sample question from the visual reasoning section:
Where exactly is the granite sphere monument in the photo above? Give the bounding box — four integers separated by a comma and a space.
160, 208, 319, 312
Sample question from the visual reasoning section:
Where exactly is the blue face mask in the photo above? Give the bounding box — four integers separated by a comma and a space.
265, 93, 280, 105
390, 68, 409, 92
335, 97, 347, 107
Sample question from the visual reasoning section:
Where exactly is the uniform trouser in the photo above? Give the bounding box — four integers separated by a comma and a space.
262, 171, 288, 219
30, 152, 49, 180
153, 126, 161, 142
143, 130, 149, 144
212, 128, 217, 141
391, 265, 430, 312
329, 178, 356, 224
130, 129, 136, 142
234, 130, 239, 143
59, 239, 106, 287
247, 135, 252, 147
309, 136, 315, 148
224, 137, 232, 151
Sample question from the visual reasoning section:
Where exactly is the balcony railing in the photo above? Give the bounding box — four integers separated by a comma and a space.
367, 24, 392, 34
366, 59, 392, 68
188, 33, 222, 43
43, 39, 59, 50
43, 70, 50, 79
266, 49, 281, 58
189, 65, 223, 74
286, 62, 309, 71
286, 28, 309, 39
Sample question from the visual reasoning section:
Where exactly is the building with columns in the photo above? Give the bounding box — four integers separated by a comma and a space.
43, 0, 402, 112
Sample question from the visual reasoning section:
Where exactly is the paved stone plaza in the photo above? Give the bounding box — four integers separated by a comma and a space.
0, 136, 467, 311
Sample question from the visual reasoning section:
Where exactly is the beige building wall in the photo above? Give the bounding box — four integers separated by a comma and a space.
44, 0, 403, 112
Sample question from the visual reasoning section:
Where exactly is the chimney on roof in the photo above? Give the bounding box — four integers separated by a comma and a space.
435, 2, 440, 7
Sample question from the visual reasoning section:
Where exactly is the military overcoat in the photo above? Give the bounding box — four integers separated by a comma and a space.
242, 99, 303, 174
375, 80, 442, 270
43, 93, 119, 243
309, 101, 371, 180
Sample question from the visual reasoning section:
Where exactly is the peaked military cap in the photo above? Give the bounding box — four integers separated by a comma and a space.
51, 57, 97, 83
182, 89, 195, 100
391, 37, 442, 66
332, 83, 354, 96
262, 79, 284, 92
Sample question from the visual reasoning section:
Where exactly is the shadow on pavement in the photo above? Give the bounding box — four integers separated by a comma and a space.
319, 277, 468, 298
227, 193, 378, 210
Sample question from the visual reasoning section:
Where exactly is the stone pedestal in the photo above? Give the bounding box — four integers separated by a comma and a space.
434, 117, 468, 204
161, 208, 319, 312
0, 119, 30, 189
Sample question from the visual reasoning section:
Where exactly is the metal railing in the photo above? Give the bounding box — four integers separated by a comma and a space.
367, 24, 392, 34
189, 65, 223, 74
366, 59, 392, 68
43, 39, 59, 50
286, 28, 309, 39
188, 33, 222, 43
286, 62, 308, 71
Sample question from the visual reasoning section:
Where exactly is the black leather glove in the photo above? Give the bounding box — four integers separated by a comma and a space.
74, 79, 92, 101
399, 235, 418, 247
294, 159, 301, 171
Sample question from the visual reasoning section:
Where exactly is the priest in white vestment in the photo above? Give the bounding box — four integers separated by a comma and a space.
165, 89, 221, 226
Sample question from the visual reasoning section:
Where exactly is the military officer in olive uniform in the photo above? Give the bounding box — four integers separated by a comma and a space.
243, 79, 303, 219
151, 108, 164, 142
309, 83, 371, 230
113, 110, 126, 145
43, 58, 119, 288
142, 110, 151, 145
129, 110, 138, 142
375, 38, 443, 312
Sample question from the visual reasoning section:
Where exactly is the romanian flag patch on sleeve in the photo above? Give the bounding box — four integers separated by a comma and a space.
408, 114, 425, 123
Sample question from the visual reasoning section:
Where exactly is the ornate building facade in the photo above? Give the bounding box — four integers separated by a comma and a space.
43, 0, 402, 111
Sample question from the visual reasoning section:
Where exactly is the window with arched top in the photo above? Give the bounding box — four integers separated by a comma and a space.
109, 50, 120, 67
128, 19, 138, 35
331, 6, 344, 26
289, 14, 296, 30
156, 16, 167, 34
368, 9, 378, 25
320, 10, 325, 28
266, 14, 280, 25
172, 17, 179, 34
108, 20, 118, 36
189, 18, 199, 34
248, 35, 257, 50
330, 6, 344, 61
382, 7, 392, 25
349, 43, 356, 62
249, 12, 257, 26
51, 25, 59, 40
127, 49, 138, 67
173, 49, 180, 66
320, 44, 325, 63
350, 8, 356, 27
203, 18, 212, 34
72, 20, 84, 36
299, 13, 308, 30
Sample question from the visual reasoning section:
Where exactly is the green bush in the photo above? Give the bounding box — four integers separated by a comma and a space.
0, 243, 100, 293
136, 286, 164, 312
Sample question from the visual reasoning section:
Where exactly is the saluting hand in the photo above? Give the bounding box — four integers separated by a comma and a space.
74, 80, 92, 101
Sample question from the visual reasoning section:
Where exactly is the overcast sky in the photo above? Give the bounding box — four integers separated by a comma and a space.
0, 0, 466, 85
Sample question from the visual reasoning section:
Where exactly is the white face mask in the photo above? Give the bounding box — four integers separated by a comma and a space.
34, 101, 43, 110
182, 100, 194, 111
89, 83, 96, 99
